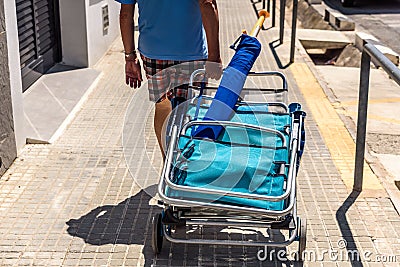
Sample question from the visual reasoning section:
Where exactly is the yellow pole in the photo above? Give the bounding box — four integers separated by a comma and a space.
249, 10, 270, 37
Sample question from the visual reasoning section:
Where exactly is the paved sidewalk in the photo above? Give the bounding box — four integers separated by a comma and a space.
0, 0, 399, 266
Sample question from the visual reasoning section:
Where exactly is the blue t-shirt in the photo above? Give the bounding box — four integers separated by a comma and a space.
116, 0, 208, 61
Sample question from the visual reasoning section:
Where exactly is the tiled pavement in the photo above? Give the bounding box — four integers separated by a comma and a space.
1, 0, 400, 266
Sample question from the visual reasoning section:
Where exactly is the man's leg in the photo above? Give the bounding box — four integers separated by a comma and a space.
140, 55, 174, 156
154, 98, 171, 156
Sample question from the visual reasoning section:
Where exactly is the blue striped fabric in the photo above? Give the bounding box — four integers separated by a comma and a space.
166, 104, 293, 211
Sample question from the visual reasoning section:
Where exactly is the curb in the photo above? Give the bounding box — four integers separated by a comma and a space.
293, 26, 400, 213
324, 7, 355, 31
48, 72, 103, 144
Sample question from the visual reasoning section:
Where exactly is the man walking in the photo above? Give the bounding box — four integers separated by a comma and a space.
116, 0, 222, 153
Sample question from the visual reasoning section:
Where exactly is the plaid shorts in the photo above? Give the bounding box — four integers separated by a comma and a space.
141, 55, 206, 103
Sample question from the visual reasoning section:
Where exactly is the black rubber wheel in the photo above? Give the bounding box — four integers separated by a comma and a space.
151, 213, 164, 254
298, 217, 307, 261
341, 0, 355, 7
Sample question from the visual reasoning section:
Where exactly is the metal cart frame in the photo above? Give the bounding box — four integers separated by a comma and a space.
151, 70, 307, 261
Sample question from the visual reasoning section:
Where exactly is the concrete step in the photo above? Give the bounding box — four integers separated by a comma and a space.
355, 32, 399, 66
23, 64, 100, 143
297, 29, 351, 50
324, 7, 355, 31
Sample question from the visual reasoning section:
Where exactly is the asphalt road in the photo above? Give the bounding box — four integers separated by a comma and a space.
323, 0, 400, 55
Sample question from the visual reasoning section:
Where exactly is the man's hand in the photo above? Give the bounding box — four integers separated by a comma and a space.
199, 0, 222, 80
125, 58, 143, 88
206, 57, 223, 80
120, 4, 141, 88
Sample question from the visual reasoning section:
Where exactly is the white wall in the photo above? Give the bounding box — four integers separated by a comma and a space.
59, 0, 120, 67
1, 0, 120, 153
4, 0, 26, 153
86, 0, 120, 66
59, 0, 89, 67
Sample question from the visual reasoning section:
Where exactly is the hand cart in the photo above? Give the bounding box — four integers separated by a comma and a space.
151, 10, 307, 261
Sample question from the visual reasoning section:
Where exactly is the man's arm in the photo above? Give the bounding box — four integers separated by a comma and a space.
199, 0, 222, 79
120, 4, 142, 88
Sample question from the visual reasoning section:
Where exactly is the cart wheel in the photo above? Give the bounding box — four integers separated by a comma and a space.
298, 218, 307, 261
151, 213, 163, 254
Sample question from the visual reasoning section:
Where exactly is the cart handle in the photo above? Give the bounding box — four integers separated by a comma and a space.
249, 9, 269, 38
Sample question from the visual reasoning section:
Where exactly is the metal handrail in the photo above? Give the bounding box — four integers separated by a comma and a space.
354, 43, 400, 191
263, 0, 298, 63
289, 0, 298, 63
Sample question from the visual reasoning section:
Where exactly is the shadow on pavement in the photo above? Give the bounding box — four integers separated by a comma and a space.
269, 40, 292, 69
66, 185, 304, 266
66, 186, 157, 266
335, 190, 363, 267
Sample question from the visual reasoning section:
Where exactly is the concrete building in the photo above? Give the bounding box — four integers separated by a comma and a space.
0, 0, 17, 177
0, 0, 121, 176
